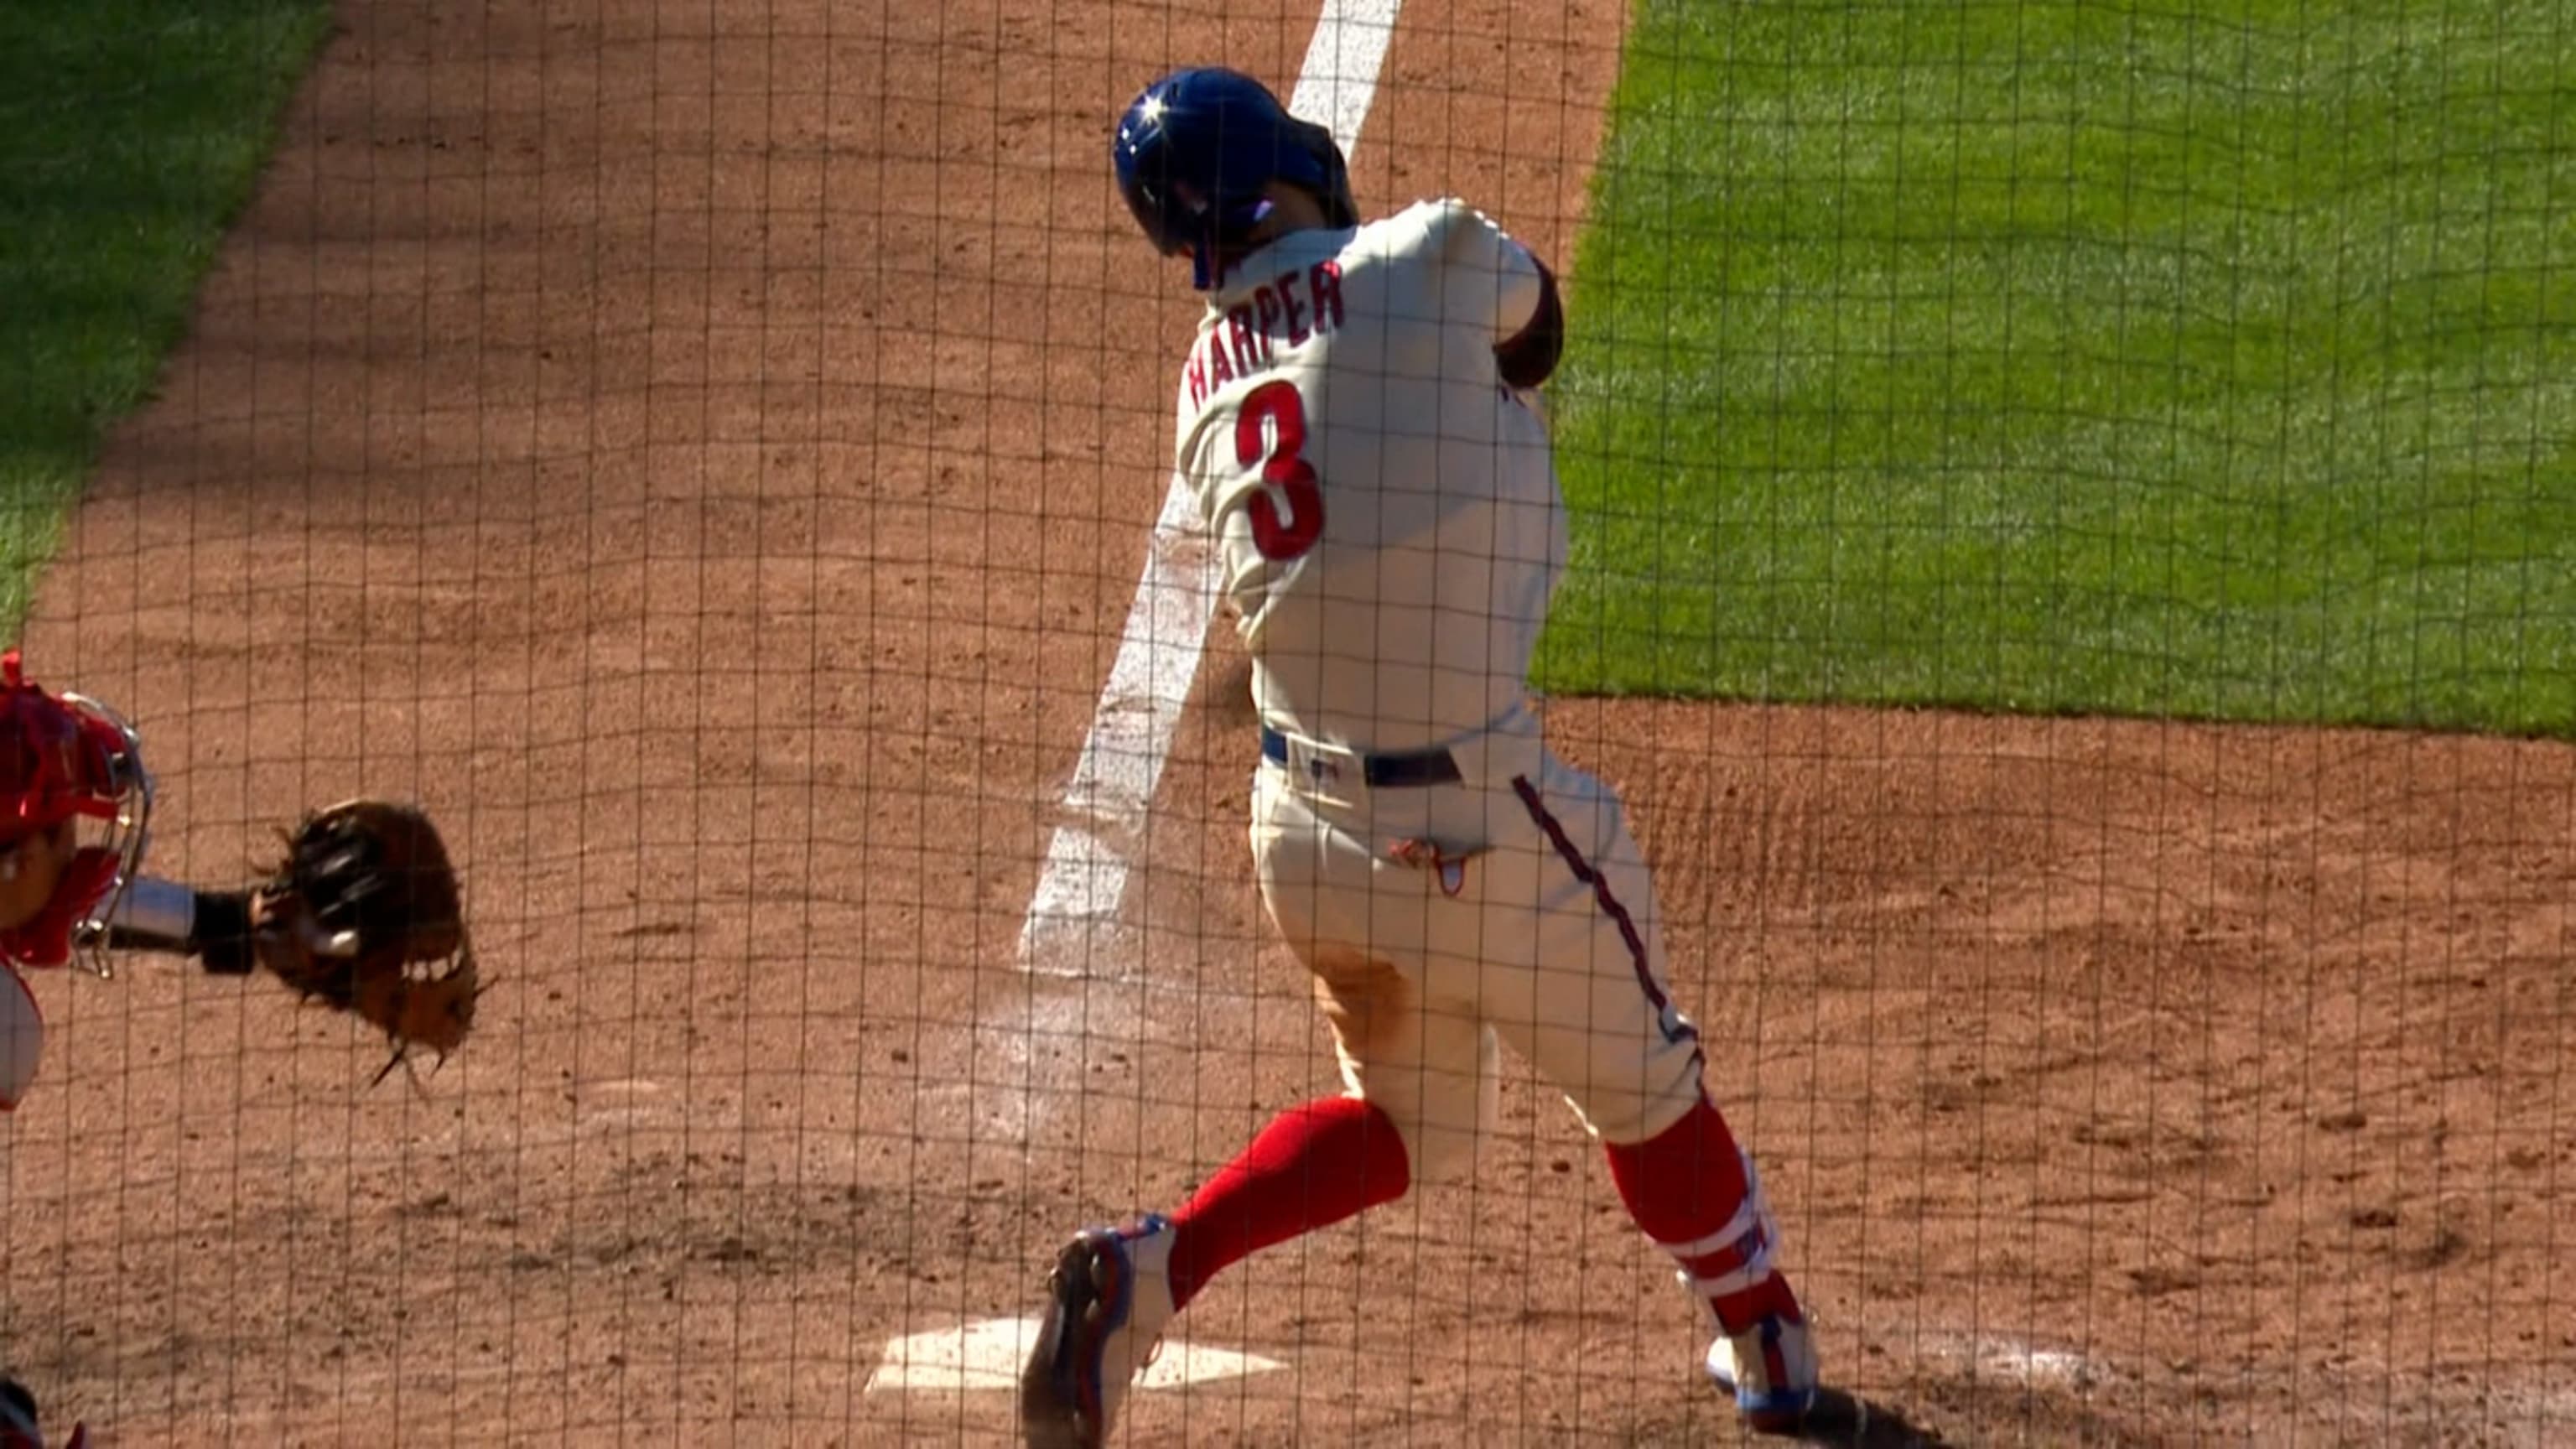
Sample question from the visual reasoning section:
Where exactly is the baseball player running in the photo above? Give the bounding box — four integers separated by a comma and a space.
1021, 67, 1828, 1446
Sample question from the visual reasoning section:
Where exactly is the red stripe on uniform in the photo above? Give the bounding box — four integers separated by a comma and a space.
1509, 775, 1697, 1046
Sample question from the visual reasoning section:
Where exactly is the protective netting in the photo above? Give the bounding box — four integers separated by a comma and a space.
1, 0, 2566, 1443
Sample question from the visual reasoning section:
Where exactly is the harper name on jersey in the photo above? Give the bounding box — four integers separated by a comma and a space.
1182, 260, 1348, 410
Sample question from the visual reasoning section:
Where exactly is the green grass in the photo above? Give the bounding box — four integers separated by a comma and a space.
1536, 0, 2576, 736
0, 0, 332, 631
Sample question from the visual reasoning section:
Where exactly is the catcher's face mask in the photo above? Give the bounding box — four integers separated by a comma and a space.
0, 651, 153, 976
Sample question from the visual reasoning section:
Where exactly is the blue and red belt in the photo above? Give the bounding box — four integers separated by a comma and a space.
1259, 727, 1462, 789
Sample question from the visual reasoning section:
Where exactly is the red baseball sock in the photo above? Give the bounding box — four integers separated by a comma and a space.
1604, 1095, 1804, 1332
1163, 1095, 1411, 1309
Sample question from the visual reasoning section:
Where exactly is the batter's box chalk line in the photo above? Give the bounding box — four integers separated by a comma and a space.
1919, 1334, 2111, 1390
863, 1317, 1285, 1394
1916, 1332, 2576, 1425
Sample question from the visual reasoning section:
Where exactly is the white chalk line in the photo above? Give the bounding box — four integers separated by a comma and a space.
1914, 1333, 2113, 1391
953, 1, 1405, 1156
1015, 477, 1214, 978
1913, 1332, 2576, 1433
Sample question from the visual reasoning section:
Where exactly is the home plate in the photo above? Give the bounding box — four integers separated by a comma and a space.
864, 1317, 1284, 1394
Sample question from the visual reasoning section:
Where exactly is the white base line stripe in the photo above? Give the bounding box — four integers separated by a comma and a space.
1015, 0, 1405, 974
1017, 478, 1211, 973
1292, 0, 1405, 147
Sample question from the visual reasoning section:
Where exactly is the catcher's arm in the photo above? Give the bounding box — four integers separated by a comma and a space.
100, 875, 259, 974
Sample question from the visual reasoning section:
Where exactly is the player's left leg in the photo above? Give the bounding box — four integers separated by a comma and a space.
1021, 771, 1462, 1449
1020, 1005, 1439, 1449
1483, 750, 1820, 1434
1019, 1078, 1413, 1449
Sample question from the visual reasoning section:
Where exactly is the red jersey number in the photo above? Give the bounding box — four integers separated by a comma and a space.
1234, 380, 1324, 562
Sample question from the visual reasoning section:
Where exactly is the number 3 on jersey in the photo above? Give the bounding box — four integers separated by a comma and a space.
1236, 380, 1324, 562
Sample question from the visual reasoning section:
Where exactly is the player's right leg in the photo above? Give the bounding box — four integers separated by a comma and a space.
1021, 769, 1475, 1449
1479, 749, 1821, 1434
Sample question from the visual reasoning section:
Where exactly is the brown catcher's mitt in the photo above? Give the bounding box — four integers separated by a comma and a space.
251, 799, 480, 1084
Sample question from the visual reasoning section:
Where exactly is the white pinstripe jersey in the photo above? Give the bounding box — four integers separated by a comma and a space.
1173, 199, 1559, 753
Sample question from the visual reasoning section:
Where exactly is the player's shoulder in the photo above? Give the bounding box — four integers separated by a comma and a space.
1368, 195, 1478, 236
1356, 197, 1504, 259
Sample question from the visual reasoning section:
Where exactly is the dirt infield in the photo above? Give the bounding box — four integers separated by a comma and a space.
4, 0, 2571, 1444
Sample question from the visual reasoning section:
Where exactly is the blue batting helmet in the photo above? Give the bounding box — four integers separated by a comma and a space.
1112, 67, 1358, 288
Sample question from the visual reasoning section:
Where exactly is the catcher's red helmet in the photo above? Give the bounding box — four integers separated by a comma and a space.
0, 652, 134, 834
0, 652, 153, 971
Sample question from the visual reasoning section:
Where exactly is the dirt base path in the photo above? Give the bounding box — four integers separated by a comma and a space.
5, 0, 2568, 1443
